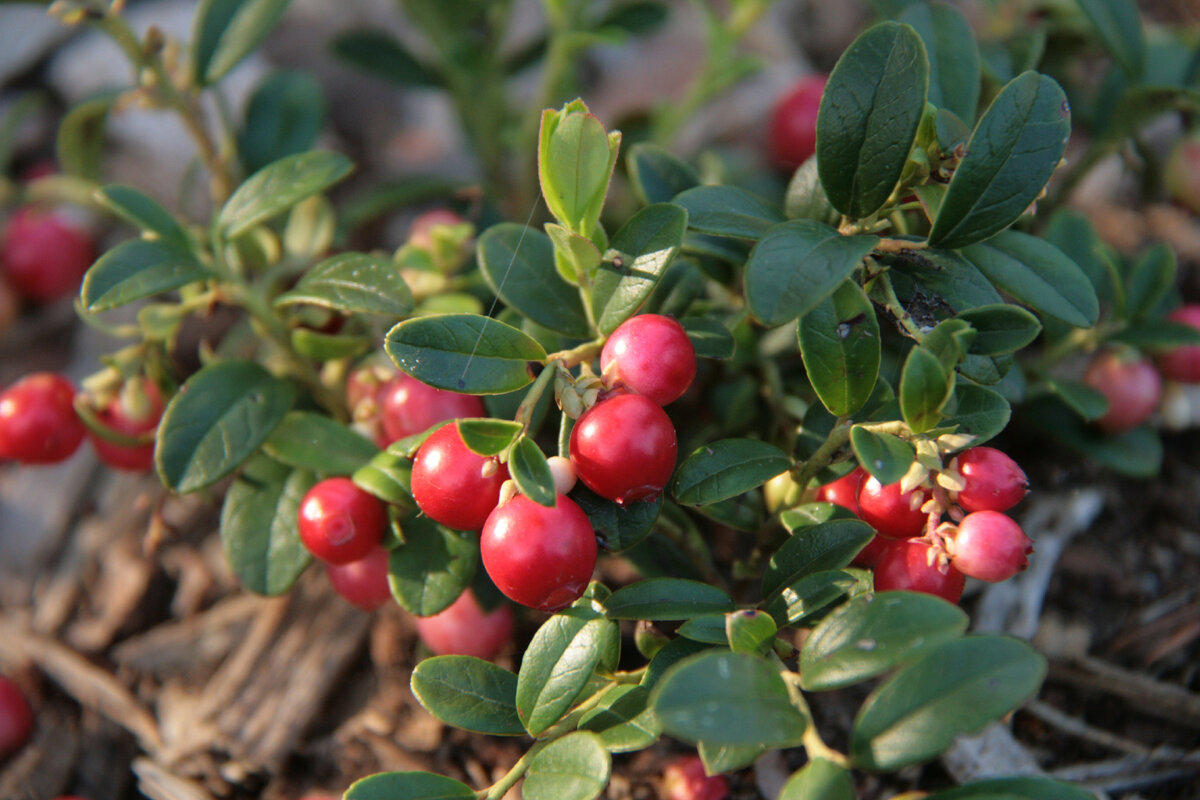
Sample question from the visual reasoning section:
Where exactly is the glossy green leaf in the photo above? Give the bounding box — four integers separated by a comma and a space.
627, 142, 699, 206
387, 517, 477, 616
784, 156, 838, 224
56, 92, 115, 180
218, 150, 353, 237
592, 203, 687, 334
539, 102, 621, 237
926, 776, 1099, 800
652, 651, 806, 747
156, 361, 296, 492
940, 383, 1011, 445
352, 449, 414, 507
817, 21, 929, 218
726, 610, 777, 656
885, 247, 1003, 312
384, 314, 545, 395
698, 741, 769, 774
239, 70, 324, 173
274, 252, 412, 316
410, 655, 524, 735
672, 439, 790, 506
604, 578, 734, 620
571, 485, 662, 553
849, 427, 914, 485
1076, 0, 1145, 77
799, 279, 881, 416
780, 502, 857, 533
681, 316, 735, 360
763, 570, 857, 627
1125, 242, 1175, 322
509, 435, 556, 508
850, 635, 1047, 770
517, 603, 614, 736
219, 454, 314, 596
778, 757, 855, 800
928, 72, 1070, 249
672, 186, 783, 239
1043, 209, 1121, 310
963, 231, 1099, 327
677, 614, 730, 645
800, 591, 969, 690
81, 239, 211, 312
477, 224, 591, 337
898, 2, 979, 123
641, 636, 714, 689
899, 346, 952, 433
192, 0, 293, 85
95, 184, 189, 247
262, 411, 377, 475
455, 418, 523, 456
523, 732, 611, 800
956, 304, 1043, 355
343, 771, 474, 800
577, 684, 661, 752
328, 29, 439, 87
763, 519, 876, 598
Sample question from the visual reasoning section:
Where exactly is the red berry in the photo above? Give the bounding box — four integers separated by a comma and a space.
569, 393, 677, 505
873, 540, 965, 604
0, 675, 32, 757
409, 208, 467, 251
326, 545, 393, 611
661, 754, 729, 800
600, 314, 697, 406
298, 477, 386, 565
0, 207, 95, 302
953, 447, 1028, 513
0, 372, 85, 464
1082, 350, 1162, 433
86, 378, 164, 472
411, 423, 509, 531
1156, 305, 1200, 383
815, 466, 865, 515
851, 533, 890, 568
768, 75, 828, 172
414, 588, 515, 660
856, 475, 927, 539
378, 374, 485, 445
950, 511, 1033, 583
481, 493, 597, 612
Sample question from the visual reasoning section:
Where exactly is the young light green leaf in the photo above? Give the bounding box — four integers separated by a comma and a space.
963, 231, 1099, 327
539, 102, 621, 237
261, 411, 378, 475
455, 418, 523, 456
352, 449, 414, 507
239, 70, 325, 173
523, 731, 611, 800
517, 604, 614, 736
343, 771, 475, 800
672, 439, 790, 506
604, 578, 734, 620
627, 142, 699, 206
192, 0, 293, 85
898, 2, 980, 124
290, 328, 371, 361
926, 776, 1099, 800
218, 150, 353, 237
509, 435, 556, 508
571, 485, 662, 553
545, 222, 603, 287
387, 517, 477, 616
799, 279, 881, 416
384, 314, 545, 395
274, 252, 412, 316
778, 757, 855, 800
1076, 0, 1145, 78
698, 742, 769, 775
899, 346, 952, 434
592, 203, 688, 334
577, 684, 662, 752
672, 186, 783, 239
95, 184, 189, 247
81, 239, 211, 312
726, 609, 778, 656
955, 304, 1043, 355
763, 519, 876, 598
478, 224, 592, 337
849, 427, 914, 485
410, 655, 525, 735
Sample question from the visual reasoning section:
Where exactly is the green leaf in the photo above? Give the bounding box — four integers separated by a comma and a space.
676, 615, 730, 645
627, 143, 699, 206
261, 411, 378, 475
763, 570, 858, 628
95, 184, 189, 247
456, 418, 523, 456
1076, 0, 1145, 78
681, 316, 735, 360
545, 222, 603, 287
849, 427, 914, 485
539, 102, 621, 237
885, 247, 1003, 312
1111, 319, 1200, 349
763, 519, 876, 598
387, 517, 477, 616
523, 732, 611, 800
592, 204, 687, 334
1023, 397, 1161, 477
218, 150, 353, 238
219, 454, 314, 596
1125, 242, 1175, 322
963, 231, 1099, 327
384, 314, 545, 394
156, 361, 296, 492
899, 346, 952, 434
410, 655, 525, 735
192, 0, 293, 85
477, 225, 592, 337
1043, 209, 1122, 310
956, 304, 1043, 355
784, 156, 839, 224
928, 72, 1070, 249
726, 610, 778, 656
940, 382, 1011, 445
926, 776, 1099, 800
799, 279, 881, 416
239, 70, 324, 173
517, 603, 614, 736
56, 92, 115, 180
577, 685, 661, 752
598, 1, 669, 35
652, 651, 806, 747
571, 485, 662, 553
290, 328, 371, 361
780, 503, 857, 533
898, 2, 980, 123
698, 741, 769, 774
343, 772, 475, 800
352, 449, 414, 507
328, 29, 439, 87
81, 239, 211, 312
1043, 377, 1109, 421
778, 757, 855, 800
274, 252, 412, 316
745, 221, 878, 327
604, 578, 734, 620
672, 186, 783, 239
817, 21, 929, 218
672, 439, 790, 506
509, 435, 556, 508
800, 591, 969, 691
641, 636, 714, 689
850, 635, 1047, 770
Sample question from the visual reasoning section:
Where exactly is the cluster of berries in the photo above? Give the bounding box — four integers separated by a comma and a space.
816, 445, 1033, 604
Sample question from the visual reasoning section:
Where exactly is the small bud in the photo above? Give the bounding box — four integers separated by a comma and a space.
480, 460, 499, 479
498, 479, 518, 507
547, 455, 577, 495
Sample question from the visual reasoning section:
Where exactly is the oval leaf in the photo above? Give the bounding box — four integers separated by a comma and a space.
763, 570, 858, 628
82, 239, 211, 312
477, 224, 592, 337
385, 313, 545, 395
218, 150, 353, 237
763, 519, 876, 598
627, 143, 699, 206
956, 304, 1042, 355
344, 771, 475, 800
517, 604, 613, 736
898, 2, 980, 123
261, 411, 378, 475
940, 382, 1011, 445
604, 578, 733, 620
927, 776, 1099, 800
523, 732, 611, 800
778, 757, 855, 800
672, 438, 790, 506
962, 231, 1099, 327
577, 684, 662, 752
592, 203, 688, 334
571, 485, 662, 553
329, 29, 439, 88
510, 435, 556, 508
240, 70, 325, 173
726, 609, 778, 656
410, 655, 525, 735
899, 346, 952, 434
387, 517, 477, 616
799, 279, 881, 416
1076, 0, 1145, 78
96, 184, 190, 246
193, 0, 293, 85
849, 427, 915, 485
274, 252, 412, 316
456, 418, 523, 456
672, 185, 783, 239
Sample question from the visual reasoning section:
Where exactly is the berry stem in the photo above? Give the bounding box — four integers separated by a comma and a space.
544, 338, 606, 369
782, 672, 850, 768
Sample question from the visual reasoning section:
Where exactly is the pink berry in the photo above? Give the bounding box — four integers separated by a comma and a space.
298, 477, 386, 565
600, 314, 697, 406
411, 423, 509, 531
661, 754, 729, 800
856, 476, 927, 539
815, 467, 865, 515
1156, 305, 1200, 383
86, 377, 164, 472
0, 206, 95, 302
378, 374, 485, 445
950, 511, 1033, 583
414, 588, 515, 660
953, 447, 1028, 513
873, 540, 965, 604
569, 393, 677, 505
768, 75, 828, 172
0, 372, 85, 464
0, 675, 33, 757
1082, 350, 1162, 433
326, 546, 393, 611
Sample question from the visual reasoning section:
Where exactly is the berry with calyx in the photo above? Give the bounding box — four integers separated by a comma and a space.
326, 545, 393, 611
768, 74, 828, 171
815, 466, 866, 515
1082, 349, 1162, 433
949, 511, 1033, 583
298, 477, 386, 565
1156, 305, 1200, 383
570, 392, 677, 505
857, 475, 927, 539
953, 447, 1028, 513
378, 374, 484, 445
86, 378, 164, 472
0, 675, 32, 757
411, 423, 508, 531
873, 540, 965, 604
600, 314, 696, 406
0, 372, 85, 464
414, 588, 515, 660
481, 493, 597, 612
661, 753, 729, 800
0, 207, 95, 302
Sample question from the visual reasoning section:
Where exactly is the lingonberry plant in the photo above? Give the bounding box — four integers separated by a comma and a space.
7, 0, 1196, 798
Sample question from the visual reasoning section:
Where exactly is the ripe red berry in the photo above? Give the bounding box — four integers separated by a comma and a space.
570, 393, 677, 505
411, 423, 509, 531
378, 374, 485, 445
0, 372, 85, 464
600, 314, 697, 406
768, 74, 828, 172
298, 477, 386, 565
872, 540, 965, 604
326, 545, 393, 611
1082, 349, 1162, 433
414, 588, 515, 660
815, 466, 865, 515
481, 493, 597, 612
86, 378, 164, 472
856, 475, 927, 539
661, 754, 729, 800
953, 447, 1028, 513
950, 511, 1033, 583
1156, 305, 1200, 383
0, 675, 33, 757
0, 207, 95, 302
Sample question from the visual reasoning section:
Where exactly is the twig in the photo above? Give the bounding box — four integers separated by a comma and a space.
1049, 750, 1200, 794
1047, 654, 1200, 727
1023, 700, 1152, 756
